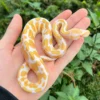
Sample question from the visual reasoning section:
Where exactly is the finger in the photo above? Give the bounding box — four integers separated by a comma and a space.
74, 17, 91, 29
61, 17, 90, 48
51, 10, 72, 24
1, 14, 22, 47
67, 8, 88, 29
54, 17, 90, 72
51, 10, 72, 46
52, 9, 88, 49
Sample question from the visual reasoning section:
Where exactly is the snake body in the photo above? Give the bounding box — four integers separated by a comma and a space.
18, 17, 90, 93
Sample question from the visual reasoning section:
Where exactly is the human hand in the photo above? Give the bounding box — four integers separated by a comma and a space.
0, 8, 90, 100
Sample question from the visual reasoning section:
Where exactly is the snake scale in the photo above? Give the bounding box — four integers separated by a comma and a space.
17, 17, 90, 93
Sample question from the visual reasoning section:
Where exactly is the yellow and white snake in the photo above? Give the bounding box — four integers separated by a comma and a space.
18, 17, 90, 93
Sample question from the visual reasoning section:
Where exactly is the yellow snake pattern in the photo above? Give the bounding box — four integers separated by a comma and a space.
18, 17, 90, 93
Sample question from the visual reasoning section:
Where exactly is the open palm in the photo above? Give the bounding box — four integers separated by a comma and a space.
0, 8, 90, 100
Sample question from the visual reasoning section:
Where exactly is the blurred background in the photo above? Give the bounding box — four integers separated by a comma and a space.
0, 0, 100, 100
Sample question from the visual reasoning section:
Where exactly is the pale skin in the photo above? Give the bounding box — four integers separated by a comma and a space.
0, 8, 90, 100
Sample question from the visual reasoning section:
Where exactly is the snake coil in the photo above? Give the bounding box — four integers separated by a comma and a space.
18, 18, 90, 93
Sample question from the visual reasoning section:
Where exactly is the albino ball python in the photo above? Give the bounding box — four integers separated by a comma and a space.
18, 17, 90, 93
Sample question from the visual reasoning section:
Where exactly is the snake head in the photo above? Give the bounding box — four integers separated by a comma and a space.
62, 28, 90, 40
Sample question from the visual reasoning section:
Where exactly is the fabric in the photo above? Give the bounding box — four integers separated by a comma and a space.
0, 86, 18, 100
